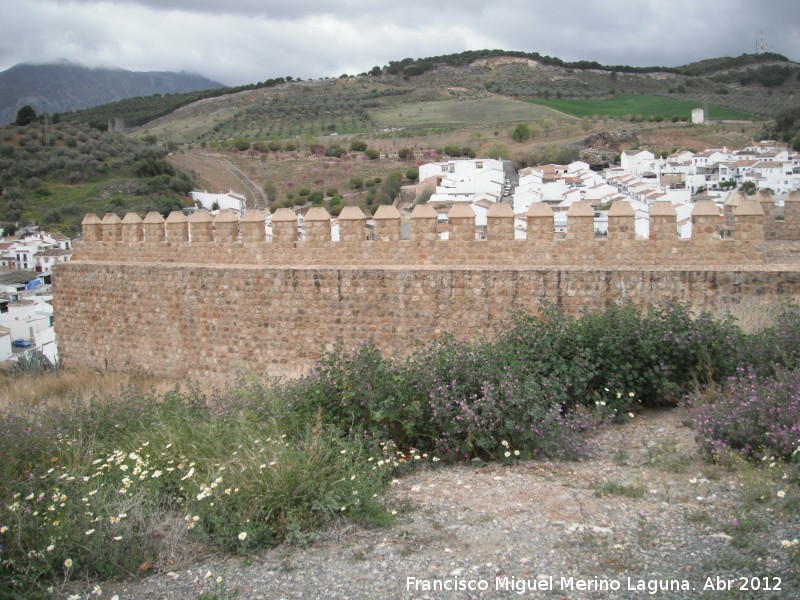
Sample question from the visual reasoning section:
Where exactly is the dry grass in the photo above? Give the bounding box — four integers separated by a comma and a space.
0, 368, 182, 413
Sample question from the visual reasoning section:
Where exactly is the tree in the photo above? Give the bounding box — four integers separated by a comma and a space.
482, 142, 508, 160
512, 123, 531, 143
739, 181, 758, 196
349, 140, 368, 152
15, 105, 37, 126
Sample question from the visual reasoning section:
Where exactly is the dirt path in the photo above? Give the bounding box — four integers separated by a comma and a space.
169, 151, 267, 208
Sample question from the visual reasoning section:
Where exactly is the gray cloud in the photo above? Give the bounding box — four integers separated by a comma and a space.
1, 0, 798, 86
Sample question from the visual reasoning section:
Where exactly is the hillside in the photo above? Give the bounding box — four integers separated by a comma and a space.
0, 61, 224, 126
117, 51, 799, 145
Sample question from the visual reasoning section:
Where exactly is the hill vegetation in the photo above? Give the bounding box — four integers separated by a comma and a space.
0, 120, 193, 235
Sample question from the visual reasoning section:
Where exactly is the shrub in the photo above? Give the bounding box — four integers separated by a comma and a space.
691, 368, 800, 462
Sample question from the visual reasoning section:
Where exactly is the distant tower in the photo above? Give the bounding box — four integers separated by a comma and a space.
756, 30, 769, 54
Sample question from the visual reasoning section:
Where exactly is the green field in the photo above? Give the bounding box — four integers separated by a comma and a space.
525, 94, 756, 121
371, 97, 570, 130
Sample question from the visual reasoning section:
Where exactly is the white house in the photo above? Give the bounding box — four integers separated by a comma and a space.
742, 161, 800, 196
422, 158, 506, 204
0, 231, 73, 273
0, 326, 12, 363
620, 150, 656, 176
190, 190, 246, 213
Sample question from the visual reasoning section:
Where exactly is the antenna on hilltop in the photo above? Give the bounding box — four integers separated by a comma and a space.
756, 30, 769, 54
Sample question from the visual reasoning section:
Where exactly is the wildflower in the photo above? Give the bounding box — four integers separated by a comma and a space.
238, 531, 247, 541
782, 540, 792, 548
504, 451, 511, 458
85, 529, 95, 536
216, 576, 224, 584
777, 490, 786, 498
205, 570, 212, 579
501, 440, 509, 448
628, 391, 635, 397
113, 536, 123, 541
513, 450, 520, 456
93, 584, 102, 596
0, 526, 7, 534
628, 412, 635, 418
64, 558, 73, 568
224, 488, 231, 495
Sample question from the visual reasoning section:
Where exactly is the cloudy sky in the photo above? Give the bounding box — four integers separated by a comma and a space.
2, 0, 799, 86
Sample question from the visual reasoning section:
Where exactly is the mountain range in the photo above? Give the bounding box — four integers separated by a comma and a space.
0, 61, 224, 125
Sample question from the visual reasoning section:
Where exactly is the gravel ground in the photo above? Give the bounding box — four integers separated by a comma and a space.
82, 408, 797, 600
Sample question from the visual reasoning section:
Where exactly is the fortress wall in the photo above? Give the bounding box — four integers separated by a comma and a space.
54, 195, 800, 378
54, 262, 800, 378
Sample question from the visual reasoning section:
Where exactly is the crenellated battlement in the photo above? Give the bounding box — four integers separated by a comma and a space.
75, 193, 800, 268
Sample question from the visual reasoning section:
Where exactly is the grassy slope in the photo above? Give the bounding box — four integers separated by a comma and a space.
524, 94, 757, 120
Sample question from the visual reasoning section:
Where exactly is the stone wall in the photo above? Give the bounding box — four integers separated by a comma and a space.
53, 194, 800, 378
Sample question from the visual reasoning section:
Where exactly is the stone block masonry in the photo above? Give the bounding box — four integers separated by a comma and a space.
54, 194, 800, 378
